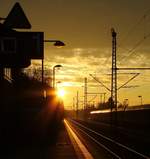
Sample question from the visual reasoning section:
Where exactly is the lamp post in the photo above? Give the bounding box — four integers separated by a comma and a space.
138, 95, 143, 106
53, 65, 62, 88
56, 81, 61, 88
124, 98, 128, 111
42, 40, 65, 84
44, 40, 65, 47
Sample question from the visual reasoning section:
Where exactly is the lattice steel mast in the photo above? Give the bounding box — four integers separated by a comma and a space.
111, 28, 117, 111
84, 77, 87, 110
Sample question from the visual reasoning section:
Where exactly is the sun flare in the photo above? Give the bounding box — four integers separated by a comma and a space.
57, 89, 66, 98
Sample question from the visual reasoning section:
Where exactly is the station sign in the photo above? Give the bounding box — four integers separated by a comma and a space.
3, 2, 31, 29
0, 29, 44, 67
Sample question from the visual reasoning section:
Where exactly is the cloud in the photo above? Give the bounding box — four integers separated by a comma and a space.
28, 44, 150, 90
45, 47, 111, 58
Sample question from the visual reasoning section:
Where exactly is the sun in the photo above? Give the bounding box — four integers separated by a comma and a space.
57, 89, 66, 98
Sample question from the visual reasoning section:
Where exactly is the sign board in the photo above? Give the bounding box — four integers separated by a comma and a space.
0, 28, 43, 67
3, 2, 31, 29
18, 32, 44, 59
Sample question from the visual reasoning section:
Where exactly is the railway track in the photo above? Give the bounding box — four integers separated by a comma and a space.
66, 118, 150, 159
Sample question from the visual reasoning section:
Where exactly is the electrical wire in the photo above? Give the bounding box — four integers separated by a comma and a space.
119, 32, 150, 64
119, 8, 150, 46
88, 95, 97, 103
118, 8, 150, 64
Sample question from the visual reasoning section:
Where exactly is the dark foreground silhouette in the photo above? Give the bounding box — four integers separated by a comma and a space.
0, 73, 64, 159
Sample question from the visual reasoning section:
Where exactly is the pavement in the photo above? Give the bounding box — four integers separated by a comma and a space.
0, 122, 78, 159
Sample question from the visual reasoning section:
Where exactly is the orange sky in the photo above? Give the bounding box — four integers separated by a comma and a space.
1, 0, 150, 109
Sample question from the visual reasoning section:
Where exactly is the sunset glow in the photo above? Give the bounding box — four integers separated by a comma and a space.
57, 89, 66, 98
5, 0, 149, 109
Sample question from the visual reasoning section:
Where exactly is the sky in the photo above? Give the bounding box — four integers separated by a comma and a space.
1, 0, 150, 109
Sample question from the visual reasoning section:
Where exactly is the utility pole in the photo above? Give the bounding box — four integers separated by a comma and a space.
73, 97, 75, 118
84, 77, 87, 110
76, 91, 79, 119
100, 94, 103, 104
103, 93, 106, 103
73, 97, 75, 110
111, 28, 117, 111
42, 58, 44, 84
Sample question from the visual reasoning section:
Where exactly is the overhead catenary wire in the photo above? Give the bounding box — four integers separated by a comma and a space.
118, 8, 150, 64
117, 73, 140, 90
106, 9, 150, 66
89, 74, 111, 92
88, 95, 97, 103
119, 8, 150, 47
118, 32, 150, 64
